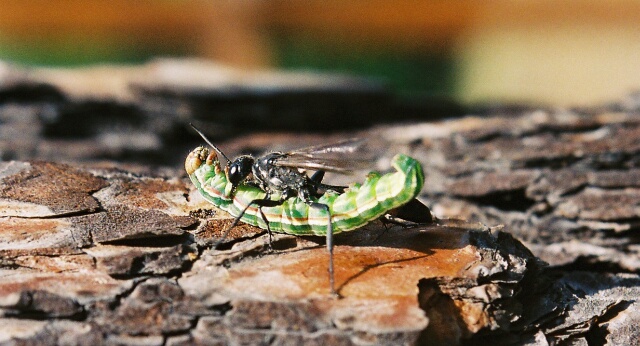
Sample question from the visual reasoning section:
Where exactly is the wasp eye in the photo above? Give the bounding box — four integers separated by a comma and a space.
228, 164, 243, 185
228, 156, 254, 186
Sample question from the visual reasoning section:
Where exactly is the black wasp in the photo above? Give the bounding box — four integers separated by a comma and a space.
189, 124, 432, 295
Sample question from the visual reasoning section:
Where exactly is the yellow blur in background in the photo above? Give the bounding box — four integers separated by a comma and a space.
1, 0, 639, 106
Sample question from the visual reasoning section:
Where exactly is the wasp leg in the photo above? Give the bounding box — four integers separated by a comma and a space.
309, 170, 346, 196
257, 207, 274, 251
309, 170, 325, 184
318, 183, 346, 193
306, 201, 338, 297
214, 198, 285, 250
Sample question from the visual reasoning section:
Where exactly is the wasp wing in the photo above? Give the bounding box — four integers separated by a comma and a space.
273, 138, 373, 174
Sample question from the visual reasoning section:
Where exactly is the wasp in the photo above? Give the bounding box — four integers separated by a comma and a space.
186, 125, 432, 295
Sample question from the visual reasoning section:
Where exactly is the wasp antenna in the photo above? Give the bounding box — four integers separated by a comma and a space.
189, 123, 232, 164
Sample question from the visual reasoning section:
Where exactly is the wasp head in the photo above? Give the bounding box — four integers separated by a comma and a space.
227, 155, 254, 189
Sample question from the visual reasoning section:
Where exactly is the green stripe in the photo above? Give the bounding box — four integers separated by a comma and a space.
189, 152, 425, 236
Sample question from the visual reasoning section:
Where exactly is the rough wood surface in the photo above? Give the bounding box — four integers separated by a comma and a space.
1, 60, 639, 345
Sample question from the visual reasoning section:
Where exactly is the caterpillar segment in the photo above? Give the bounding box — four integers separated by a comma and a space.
186, 145, 427, 295
187, 147, 424, 236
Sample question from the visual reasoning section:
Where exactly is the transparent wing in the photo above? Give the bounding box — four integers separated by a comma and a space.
273, 138, 374, 174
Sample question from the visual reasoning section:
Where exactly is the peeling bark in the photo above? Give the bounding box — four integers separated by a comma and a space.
1, 60, 639, 345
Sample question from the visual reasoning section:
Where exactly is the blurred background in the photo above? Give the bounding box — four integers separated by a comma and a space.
2, 0, 640, 167
2, 0, 640, 107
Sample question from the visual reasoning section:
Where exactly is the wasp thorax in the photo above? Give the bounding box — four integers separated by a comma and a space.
185, 146, 210, 175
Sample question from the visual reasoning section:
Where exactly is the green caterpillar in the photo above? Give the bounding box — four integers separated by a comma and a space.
186, 147, 425, 235
186, 144, 428, 295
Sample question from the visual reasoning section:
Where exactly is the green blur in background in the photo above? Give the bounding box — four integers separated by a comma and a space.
2, 1, 639, 106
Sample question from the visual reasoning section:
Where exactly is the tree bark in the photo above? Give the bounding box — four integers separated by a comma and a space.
1, 60, 638, 345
